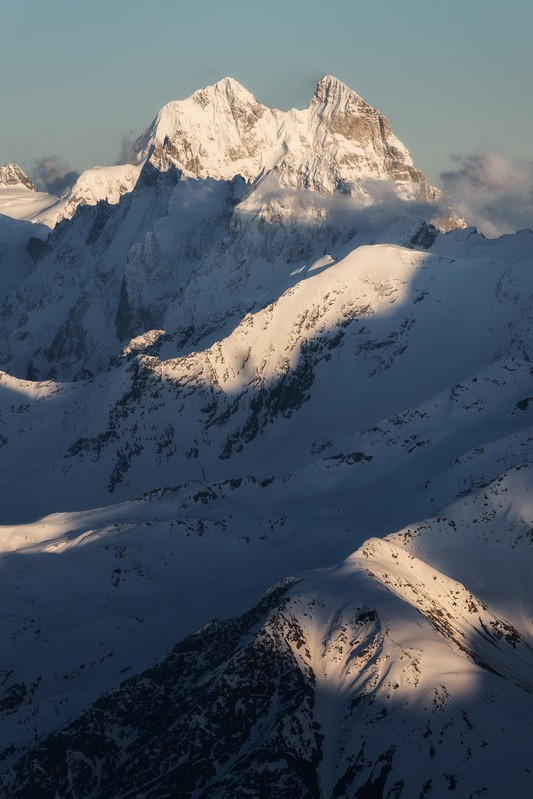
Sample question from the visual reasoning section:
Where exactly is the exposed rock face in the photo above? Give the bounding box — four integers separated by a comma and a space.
136, 77, 274, 181
280, 76, 437, 201
0, 163, 36, 191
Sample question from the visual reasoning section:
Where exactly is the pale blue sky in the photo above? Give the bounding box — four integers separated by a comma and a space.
1, 0, 532, 184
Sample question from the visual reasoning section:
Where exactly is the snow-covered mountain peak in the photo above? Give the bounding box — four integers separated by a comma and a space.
0, 79, 458, 233
134, 76, 275, 182
0, 163, 36, 191
192, 75, 260, 105
161, 75, 266, 122
307, 74, 415, 175
312, 74, 365, 107
309, 72, 390, 136
132, 76, 440, 205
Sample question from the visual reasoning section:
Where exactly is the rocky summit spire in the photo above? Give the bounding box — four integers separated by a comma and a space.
0, 163, 36, 191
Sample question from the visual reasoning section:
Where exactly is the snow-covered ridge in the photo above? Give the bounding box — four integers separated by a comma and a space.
0, 162, 143, 229
2, 467, 533, 796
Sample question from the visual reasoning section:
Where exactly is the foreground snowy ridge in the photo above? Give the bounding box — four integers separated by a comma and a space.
2, 483, 533, 797
0, 77, 532, 797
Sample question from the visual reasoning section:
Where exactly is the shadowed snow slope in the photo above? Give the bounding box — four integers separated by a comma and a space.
2, 487, 533, 797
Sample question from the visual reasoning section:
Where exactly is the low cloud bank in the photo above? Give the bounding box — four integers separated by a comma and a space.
440, 152, 533, 237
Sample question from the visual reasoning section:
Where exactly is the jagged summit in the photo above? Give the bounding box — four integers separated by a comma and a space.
168, 76, 262, 119
0, 163, 36, 191
193, 76, 258, 102
133, 75, 437, 202
316, 74, 347, 89
132, 75, 273, 181
312, 74, 365, 105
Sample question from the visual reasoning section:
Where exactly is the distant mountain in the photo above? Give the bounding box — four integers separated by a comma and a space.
0, 162, 142, 229
0, 163, 60, 230
0, 163, 36, 191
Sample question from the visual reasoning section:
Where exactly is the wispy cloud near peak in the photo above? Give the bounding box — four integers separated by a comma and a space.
440, 152, 533, 237
33, 157, 80, 196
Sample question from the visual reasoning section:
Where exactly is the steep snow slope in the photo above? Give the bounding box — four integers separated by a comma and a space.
0, 166, 442, 382
0, 165, 52, 299
1, 229, 532, 516
0, 214, 49, 298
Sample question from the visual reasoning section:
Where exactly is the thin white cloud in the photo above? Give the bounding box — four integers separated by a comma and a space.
34, 157, 79, 196
116, 135, 139, 166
